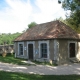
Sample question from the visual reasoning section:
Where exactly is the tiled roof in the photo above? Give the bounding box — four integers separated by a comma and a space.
14, 20, 79, 41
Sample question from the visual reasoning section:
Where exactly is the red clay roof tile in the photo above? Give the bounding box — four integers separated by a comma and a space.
14, 20, 79, 41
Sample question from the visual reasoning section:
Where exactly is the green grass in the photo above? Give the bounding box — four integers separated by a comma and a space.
0, 71, 80, 80
0, 54, 31, 65
0, 54, 80, 80
32, 60, 58, 66
0, 54, 57, 66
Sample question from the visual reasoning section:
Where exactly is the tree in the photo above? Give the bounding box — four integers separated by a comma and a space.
28, 22, 37, 28
58, 0, 80, 27
63, 18, 80, 33
55, 17, 80, 33
0, 32, 21, 45
58, 0, 61, 4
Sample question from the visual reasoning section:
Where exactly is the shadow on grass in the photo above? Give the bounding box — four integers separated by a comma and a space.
0, 54, 33, 66
0, 71, 80, 80
32, 60, 58, 66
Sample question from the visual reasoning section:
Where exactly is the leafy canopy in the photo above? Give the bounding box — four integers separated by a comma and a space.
0, 32, 21, 45
28, 22, 37, 28
62, 0, 80, 27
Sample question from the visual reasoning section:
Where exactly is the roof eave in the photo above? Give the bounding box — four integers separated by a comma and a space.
14, 38, 80, 42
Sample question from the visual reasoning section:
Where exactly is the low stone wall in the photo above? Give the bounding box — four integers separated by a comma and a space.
0, 45, 14, 54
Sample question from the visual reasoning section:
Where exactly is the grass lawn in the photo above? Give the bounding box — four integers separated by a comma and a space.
0, 55, 80, 80
0, 54, 56, 66
32, 60, 58, 66
0, 71, 80, 80
0, 54, 31, 65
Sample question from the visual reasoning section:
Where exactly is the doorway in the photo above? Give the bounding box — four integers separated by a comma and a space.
69, 43, 76, 58
28, 44, 33, 59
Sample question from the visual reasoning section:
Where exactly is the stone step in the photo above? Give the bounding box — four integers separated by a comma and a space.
69, 59, 79, 63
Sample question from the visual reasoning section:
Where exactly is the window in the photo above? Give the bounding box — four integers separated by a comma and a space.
40, 43, 47, 58
19, 44, 23, 55
39, 41, 49, 59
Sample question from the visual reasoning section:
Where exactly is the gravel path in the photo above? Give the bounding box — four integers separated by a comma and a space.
0, 62, 80, 75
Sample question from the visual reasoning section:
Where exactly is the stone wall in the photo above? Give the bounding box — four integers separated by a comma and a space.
0, 45, 14, 54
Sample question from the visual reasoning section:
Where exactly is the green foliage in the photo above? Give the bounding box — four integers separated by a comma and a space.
62, 0, 80, 11
64, 18, 80, 33
58, 0, 61, 4
0, 71, 80, 80
55, 17, 80, 33
62, 0, 80, 27
28, 22, 37, 28
0, 32, 21, 45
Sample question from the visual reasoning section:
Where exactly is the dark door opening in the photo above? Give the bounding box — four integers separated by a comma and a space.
28, 44, 33, 60
69, 43, 75, 58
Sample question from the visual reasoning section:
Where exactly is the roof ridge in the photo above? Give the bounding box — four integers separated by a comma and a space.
37, 20, 60, 26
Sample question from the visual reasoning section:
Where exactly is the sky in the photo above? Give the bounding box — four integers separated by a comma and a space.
0, 0, 66, 33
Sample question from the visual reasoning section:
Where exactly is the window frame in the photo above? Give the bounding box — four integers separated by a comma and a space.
18, 42, 24, 56
40, 43, 47, 58
27, 41, 35, 60
68, 41, 77, 58
39, 41, 49, 59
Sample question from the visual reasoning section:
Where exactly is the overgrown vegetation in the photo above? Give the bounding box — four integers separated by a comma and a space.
28, 22, 37, 28
56, 17, 80, 33
0, 32, 21, 45
0, 71, 80, 80
62, 0, 80, 29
